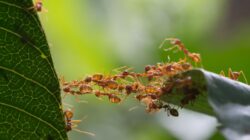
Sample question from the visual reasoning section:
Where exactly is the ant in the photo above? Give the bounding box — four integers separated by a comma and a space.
139, 95, 162, 113
161, 104, 179, 117
64, 109, 95, 136
95, 80, 119, 90
144, 85, 161, 94
112, 66, 140, 81
135, 94, 158, 102
94, 91, 121, 103
125, 82, 145, 96
108, 94, 121, 103
91, 73, 104, 82
84, 76, 92, 83
220, 68, 248, 84
139, 95, 155, 112
180, 86, 201, 107
28, 0, 48, 12
79, 84, 93, 94
159, 38, 201, 63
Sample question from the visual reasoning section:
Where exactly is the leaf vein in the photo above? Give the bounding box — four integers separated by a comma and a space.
0, 66, 60, 106
0, 26, 58, 84
0, 102, 64, 140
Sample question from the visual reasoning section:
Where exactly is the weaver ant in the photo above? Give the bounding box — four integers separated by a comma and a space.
140, 96, 159, 113
220, 68, 248, 84
144, 85, 161, 94
94, 91, 121, 103
84, 76, 92, 83
64, 109, 95, 136
29, 0, 48, 12
92, 73, 104, 82
79, 84, 93, 94
97, 80, 119, 90
159, 38, 201, 63
108, 94, 121, 103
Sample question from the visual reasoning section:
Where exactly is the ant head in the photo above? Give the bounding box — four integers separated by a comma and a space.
63, 86, 71, 93
84, 76, 92, 83
125, 85, 133, 95
122, 71, 129, 76
64, 109, 74, 119
145, 65, 151, 72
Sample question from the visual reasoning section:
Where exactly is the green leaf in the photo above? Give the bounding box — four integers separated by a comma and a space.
161, 69, 250, 139
0, 0, 67, 139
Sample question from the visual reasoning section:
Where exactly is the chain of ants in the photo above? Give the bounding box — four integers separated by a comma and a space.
61, 38, 247, 135
30, 1, 247, 136
62, 39, 198, 114
60, 38, 203, 135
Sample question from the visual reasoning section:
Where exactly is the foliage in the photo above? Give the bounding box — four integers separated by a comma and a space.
0, 0, 67, 139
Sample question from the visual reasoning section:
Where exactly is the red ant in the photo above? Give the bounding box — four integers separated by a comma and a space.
29, 0, 48, 12
108, 94, 121, 103
94, 91, 121, 103
79, 84, 93, 94
140, 96, 159, 113
92, 73, 104, 82
220, 68, 248, 84
159, 38, 201, 63
64, 109, 95, 136
144, 85, 161, 94
97, 80, 119, 90
84, 76, 92, 83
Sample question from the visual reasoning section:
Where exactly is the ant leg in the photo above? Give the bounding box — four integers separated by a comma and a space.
167, 55, 171, 63
127, 75, 141, 84
240, 71, 249, 84
113, 66, 128, 72
166, 110, 170, 116
119, 93, 130, 104
41, 7, 49, 13
73, 129, 95, 136
80, 115, 88, 122
220, 70, 226, 77
228, 68, 233, 79
128, 106, 139, 112
118, 77, 133, 85
62, 92, 72, 100
71, 120, 82, 126
159, 38, 178, 49
75, 95, 88, 103
63, 102, 73, 108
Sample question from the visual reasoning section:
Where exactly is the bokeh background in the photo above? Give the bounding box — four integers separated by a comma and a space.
39, 0, 250, 140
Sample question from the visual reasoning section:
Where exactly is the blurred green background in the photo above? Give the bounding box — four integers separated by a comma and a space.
39, 0, 250, 139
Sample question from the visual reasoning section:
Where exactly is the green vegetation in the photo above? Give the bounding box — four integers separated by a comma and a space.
1, 0, 250, 140
0, 0, 67, 139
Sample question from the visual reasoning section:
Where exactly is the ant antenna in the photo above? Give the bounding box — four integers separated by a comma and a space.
73, 129, 95, 137
240, 70, 248, 84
